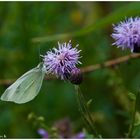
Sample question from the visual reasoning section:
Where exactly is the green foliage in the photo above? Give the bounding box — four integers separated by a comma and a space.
132, 112, 140, 138
0, 2, 140, 138
128, 92, 136, 101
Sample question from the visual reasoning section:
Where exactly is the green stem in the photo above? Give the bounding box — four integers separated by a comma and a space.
75, 85, 100, 138
76, 91, 95, 133
127, 92, 139, 138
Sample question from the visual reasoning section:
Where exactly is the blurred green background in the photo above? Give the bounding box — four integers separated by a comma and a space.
1, 2, 140, 138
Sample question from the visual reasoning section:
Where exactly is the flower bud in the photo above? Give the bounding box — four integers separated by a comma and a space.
69, 68, 83, 85
133, 43, 140, 53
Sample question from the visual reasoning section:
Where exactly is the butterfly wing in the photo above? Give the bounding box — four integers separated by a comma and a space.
1, 63, 45, 104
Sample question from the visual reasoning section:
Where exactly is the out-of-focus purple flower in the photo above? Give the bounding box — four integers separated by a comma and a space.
72, 132, 86, 139
112, 17, 140, 52
54, 118, 72, 138
38, 128, 49, 138
43, 40, 81, 80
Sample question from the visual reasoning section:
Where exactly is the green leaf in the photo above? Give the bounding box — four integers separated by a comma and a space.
87, 99, 93, 108
32, 3, 140, 43
128, 92, 136, 101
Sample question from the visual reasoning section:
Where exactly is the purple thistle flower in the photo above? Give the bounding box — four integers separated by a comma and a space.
112, 17, 140, 52
43, 40, 81, 80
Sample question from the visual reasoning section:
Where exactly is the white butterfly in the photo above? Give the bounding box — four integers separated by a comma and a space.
1, 63, 46, 104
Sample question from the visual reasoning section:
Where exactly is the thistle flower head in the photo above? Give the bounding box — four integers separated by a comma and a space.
43, 40, 81, 80
112, 17, 140, 52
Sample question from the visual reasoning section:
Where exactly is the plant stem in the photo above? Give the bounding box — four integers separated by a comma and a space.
75, 85, 100, 138
127, 92, 139, 138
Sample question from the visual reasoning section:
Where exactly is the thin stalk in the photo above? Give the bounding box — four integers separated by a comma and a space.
78, 87, 97, 129
127, 91, 139, 138
75, 85, 100, 138
76, 90, 95, 132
